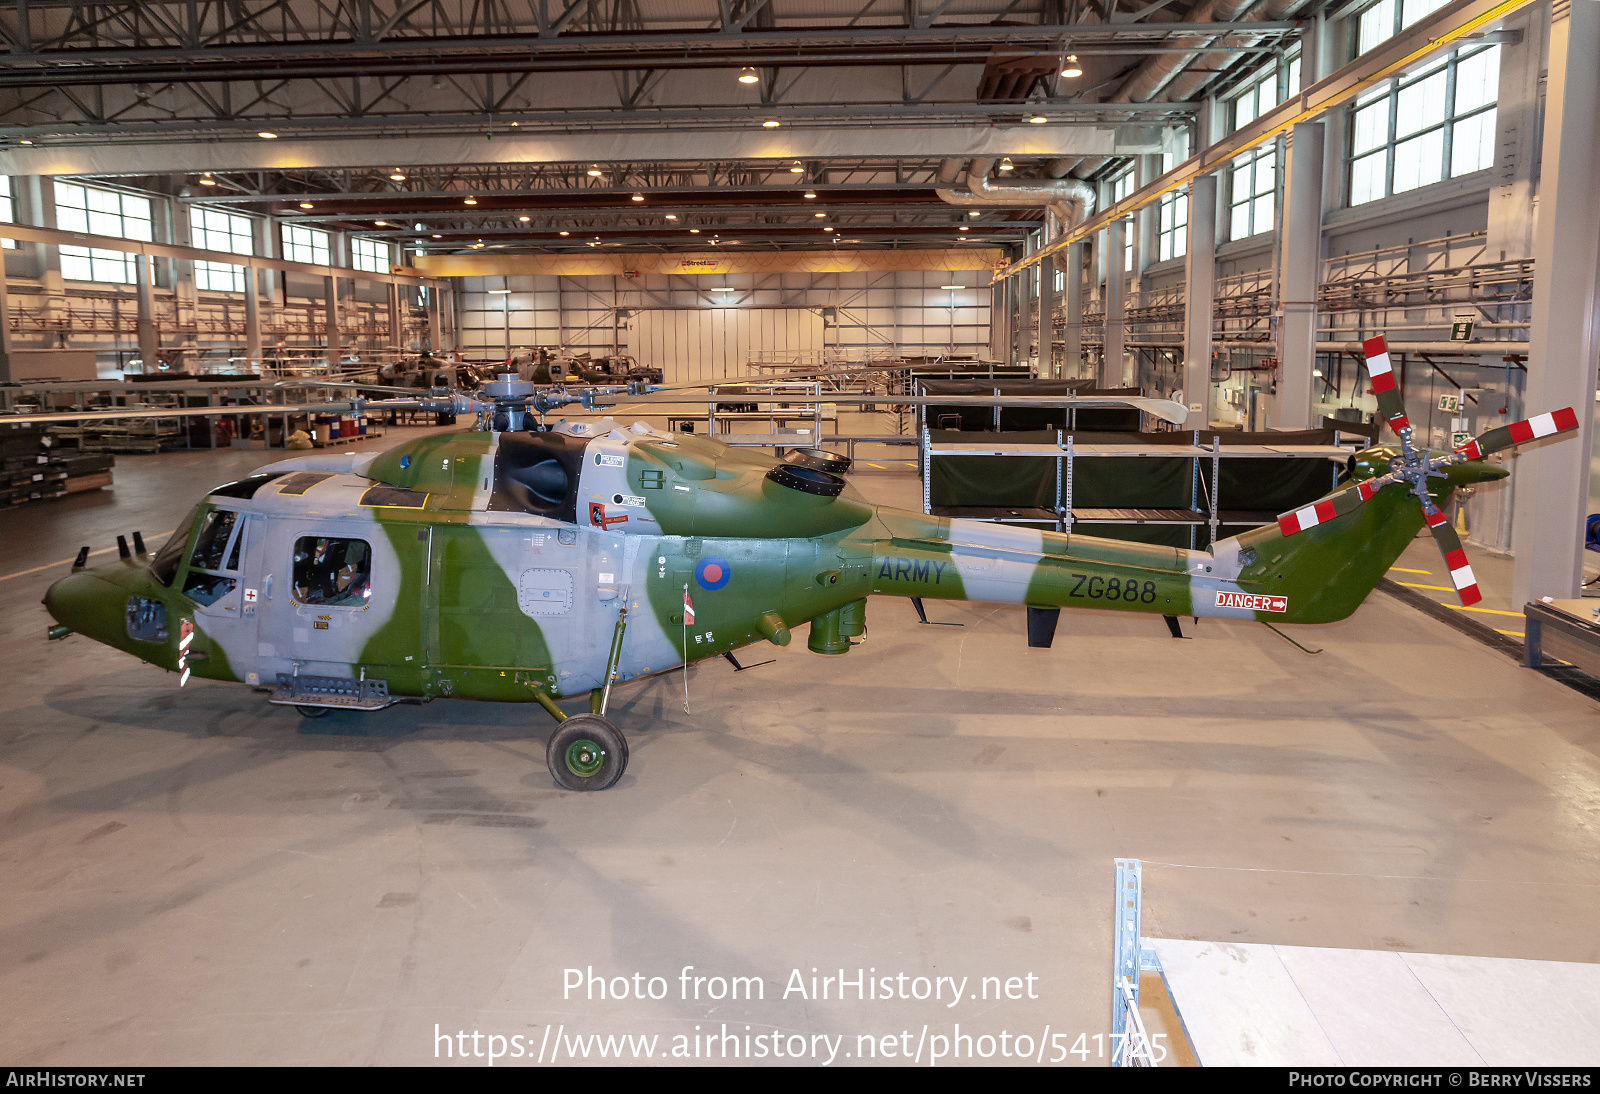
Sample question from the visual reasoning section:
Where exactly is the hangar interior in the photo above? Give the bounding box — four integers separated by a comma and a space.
1, 0, 1598, 1069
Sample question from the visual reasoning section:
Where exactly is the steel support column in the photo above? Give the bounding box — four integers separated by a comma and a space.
1184, 174, 1218, 424
1274, 121, 1324, 431
1063, 241, 1085, 380
323, 275, 341, 370
1103, 219, 1127, 388
1017, 251, 1032, 366
134, 254, 158, 371
244, 266, 262, 371
1037, 253, 1057, 378
427, 287, 442, 352
1511, 0, 1600, 605
0, 257, 12, 382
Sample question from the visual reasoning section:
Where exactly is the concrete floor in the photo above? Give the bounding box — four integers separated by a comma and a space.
3, 419, 1599, 1066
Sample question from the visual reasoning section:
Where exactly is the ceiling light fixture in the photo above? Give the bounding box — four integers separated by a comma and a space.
389, 170, 407, 181
665, 213, 678, 220
814, 212, 826, 218
689, 228, 700, 233
463, 196, 477, 204
958, 225, 969, 231
631, 193, 644, 202
518, 215, 530, 222
998, 157, 1014, 172
298, 201, 313, 209
762, 119, 780, 128
823, 226, 834, 232
199, 172, 216, 186
941, 285, 962, 290
559, 230, 570, 236
257, 131, 278, 139
969, 210, 980, 217
1061, 54, 1083, 79
789, 161, 803, 173
804, 190, 817, 199
18, 139, 33, 145
374, 220, 387, 226
1029, 114, 1048, 124
587, 164, 604, 177
432, 234, 442, 238
738, 67, 759, 84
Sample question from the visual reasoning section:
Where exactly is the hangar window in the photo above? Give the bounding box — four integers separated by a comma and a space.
283, 224, 331, 266
1225, 54, 1301, 242
191, 207, 254, 293
352, 237, 390, 273
1355, 0, 1451, 56
292, 537, 373, 607
1346, 43, 1499, 207
1157, 191, 1188, 262
1108, 169, 1135, 272
55, 183, 153, 284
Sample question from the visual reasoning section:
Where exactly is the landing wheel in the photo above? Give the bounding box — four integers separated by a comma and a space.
546, 714, 628, 791
295, 705, 330, 719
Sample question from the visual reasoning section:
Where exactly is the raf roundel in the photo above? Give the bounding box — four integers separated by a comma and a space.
695, 555, 732, 591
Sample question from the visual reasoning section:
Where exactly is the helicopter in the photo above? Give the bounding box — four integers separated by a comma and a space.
34, 336, 1578, 791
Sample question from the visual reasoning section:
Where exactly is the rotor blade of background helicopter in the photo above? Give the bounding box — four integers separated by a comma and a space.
627, 392, 1190, 425
0, 400, 413, 426
1423, 505, 1482, 606
1275, 476, 1389, 536
1454, 406, 1579, 459
273, 378, 433, 398
1361, 336, 1413, 437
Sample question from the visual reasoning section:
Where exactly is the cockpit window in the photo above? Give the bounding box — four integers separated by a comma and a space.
190, 510, 239, 572
149, 504, 201, 587
208, 472, 285, 499
293, 537, 372, 607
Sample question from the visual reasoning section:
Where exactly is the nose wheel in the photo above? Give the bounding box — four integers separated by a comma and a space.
546, 714, 628, 791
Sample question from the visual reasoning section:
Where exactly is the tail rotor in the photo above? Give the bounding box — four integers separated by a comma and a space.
1274, 335, 1579, 608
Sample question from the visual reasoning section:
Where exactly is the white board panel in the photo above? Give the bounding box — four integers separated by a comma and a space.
628, 308, 825, 384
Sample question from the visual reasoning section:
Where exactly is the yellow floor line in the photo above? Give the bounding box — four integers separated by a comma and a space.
1389, 567, 1434, 575
1397, 582, 1455, 592
1493, 629, 1526, 638
1444, 603, 1524, 617
0, 530, 174, 582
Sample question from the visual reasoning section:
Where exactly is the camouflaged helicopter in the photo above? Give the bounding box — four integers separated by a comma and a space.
35, 337, 1578, 790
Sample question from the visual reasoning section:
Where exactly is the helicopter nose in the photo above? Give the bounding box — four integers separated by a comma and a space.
43, 571, 123, 638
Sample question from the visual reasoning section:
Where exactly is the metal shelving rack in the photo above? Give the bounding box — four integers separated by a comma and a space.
922, 427, 1353, 547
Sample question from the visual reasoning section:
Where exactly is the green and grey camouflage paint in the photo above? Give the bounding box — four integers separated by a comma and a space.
42, 422, 1506, 711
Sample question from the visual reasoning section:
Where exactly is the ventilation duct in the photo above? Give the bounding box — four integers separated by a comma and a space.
935, 158, 1096, 241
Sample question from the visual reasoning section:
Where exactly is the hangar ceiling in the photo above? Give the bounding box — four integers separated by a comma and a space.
0, 1, 1304, 255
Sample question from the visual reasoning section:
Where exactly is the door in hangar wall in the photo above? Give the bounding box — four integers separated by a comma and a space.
627, 308, 825, 384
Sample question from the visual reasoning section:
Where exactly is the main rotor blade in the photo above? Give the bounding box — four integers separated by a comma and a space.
1276, 477, 1385, 536
1362, 336, 1412, 437
1423, 507, 1482, 606
1455, 407, 1579, 459
0, 401, 373, 425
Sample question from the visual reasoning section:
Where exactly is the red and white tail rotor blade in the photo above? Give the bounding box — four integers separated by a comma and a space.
1276, 478, 1385, 536
1362, 336, 1412, 437
1455, 406, 1580, 460
1423, 508, 1482, 606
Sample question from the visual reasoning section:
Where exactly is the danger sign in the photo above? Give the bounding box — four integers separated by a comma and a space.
1215, 591, 1287, 613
